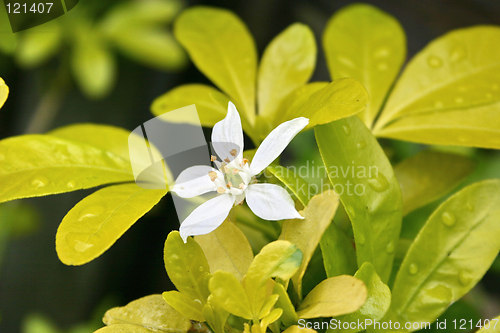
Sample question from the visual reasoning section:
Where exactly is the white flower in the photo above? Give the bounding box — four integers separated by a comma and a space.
172, 102, 309, 242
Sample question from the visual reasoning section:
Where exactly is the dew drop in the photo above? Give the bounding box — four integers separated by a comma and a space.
342, 124, 351, 135
356, 141, 366, 149
31, 176, 49, 189
374, 47, 390, 58
433, 101, 444, 108
193, 299, 203, 305
198, 265, 205, 272
377, 62, 388, 71
367, 173, 389, 192
385, 241, 395, 254
441, 211, 456, 227
409, 263, 418, 275
357, 233, 366, 245
66, 180, 76, 189
427, 55, 443, 68
78, 205, 105, 221
458, 271, 470, 286
450, 46, 466, 62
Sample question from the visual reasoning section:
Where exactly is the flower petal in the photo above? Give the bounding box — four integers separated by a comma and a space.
250, 117, 309, 175
179, 194, 235, 242
211, 102, 244, 161
171, 165, 221, 198
246, 183, 303, 220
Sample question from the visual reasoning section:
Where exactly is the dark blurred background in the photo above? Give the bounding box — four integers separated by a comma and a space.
1, 0, 500, 332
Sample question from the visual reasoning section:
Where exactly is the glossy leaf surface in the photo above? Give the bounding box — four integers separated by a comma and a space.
315, 116, 402, 282
174, 6, 257, 122
389, 180, 500, 325
323, 3, 405, 127
209, 271, 253, 319
56, 183, 166, 265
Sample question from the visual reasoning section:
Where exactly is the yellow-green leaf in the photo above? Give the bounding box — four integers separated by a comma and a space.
315, 116, 402, 282
266, 165, 311, 206
257, 23, 316, 121
202, 296, 229, 333
477, 315, 500, 333
320, 222, 357, 277
0, 135, 133, 204
0, 77, 8, 109
195, 219, 253, 280
297, 275, 367, 319
16, 22, 62, 67
209, 271, 253, 319
151, 84, 230, 127
274, 282, 298, 327
71, 31, 115, 99
280, 190, 339, 297
50, 123, 135, 161
94, 324, 153, 333
323, 4, 405, 127
394, 150, 475, 215
174, 6, 257, 123
283, 325, 317, 333
162, 290, 205, 322
389, 179, 500, 325
164, 231, 211, 301
103, 294, 190, 332
276, 78, 367, 129
375, 26, 500, 148
56, 183, 166, 265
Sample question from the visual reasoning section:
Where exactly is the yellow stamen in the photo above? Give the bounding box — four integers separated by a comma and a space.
217, 187, 226, 194
239, 183, 245, 189
232, 168, 239, 175
208, 171, 217, 181
226, 182, 233, 188
224, 158, 230, 163
210, 155, 217, 162
242, 158, 249, 165
230, 149, 237, 156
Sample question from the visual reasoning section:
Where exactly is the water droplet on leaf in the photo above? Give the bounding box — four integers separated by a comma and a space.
427, 55, 443, 68
373, 47, 390, 58
450, 46, 466, 62
356, 141, 366, 149
441, 211, 456, 227
385, 241, 395, 254
357, 233, 366, 245
342, 125, 351, 135
458, 271, 470, 286
367, 173, 389, 192
67, 180, 76, 189
78, 205, 105, 221
31, 176, 49, 189
409, 263, 418, 274
377, 62, 388, 71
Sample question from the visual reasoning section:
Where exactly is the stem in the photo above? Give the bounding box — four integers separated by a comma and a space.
24, 62, 69, 133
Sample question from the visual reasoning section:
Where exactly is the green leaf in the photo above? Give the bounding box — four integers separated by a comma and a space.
266, 165, 311, 206
375, 26, 500, 148
394, 150, 475, 215
477, 315, 500, 333
102, 294, 190, 332
16, 22, 62, 67
151, 84, 230, 127
388, 179, 500, 325
315, 116, 402, 282
209, 271, 253, 319
283, 326, 317, 333
273, 282, 298, 327
334, 263, 391, 332
0, 77, 8, 109
320, 221, 357, 277
280, 190, 339, 297
162, 291, 205, 322
297, 275, 367, 319
164, 231, 211, 301
174, 6, 257, 123
323, 4, 405, 127
71, 27, 115, 98
94, 324, 158, 333
276, 79, 367, 129
195, 219, 253, 280
202, 296, 229, 333
257, 23, 316, 121
56, 183, 166, 265
0, 135, 134, 204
